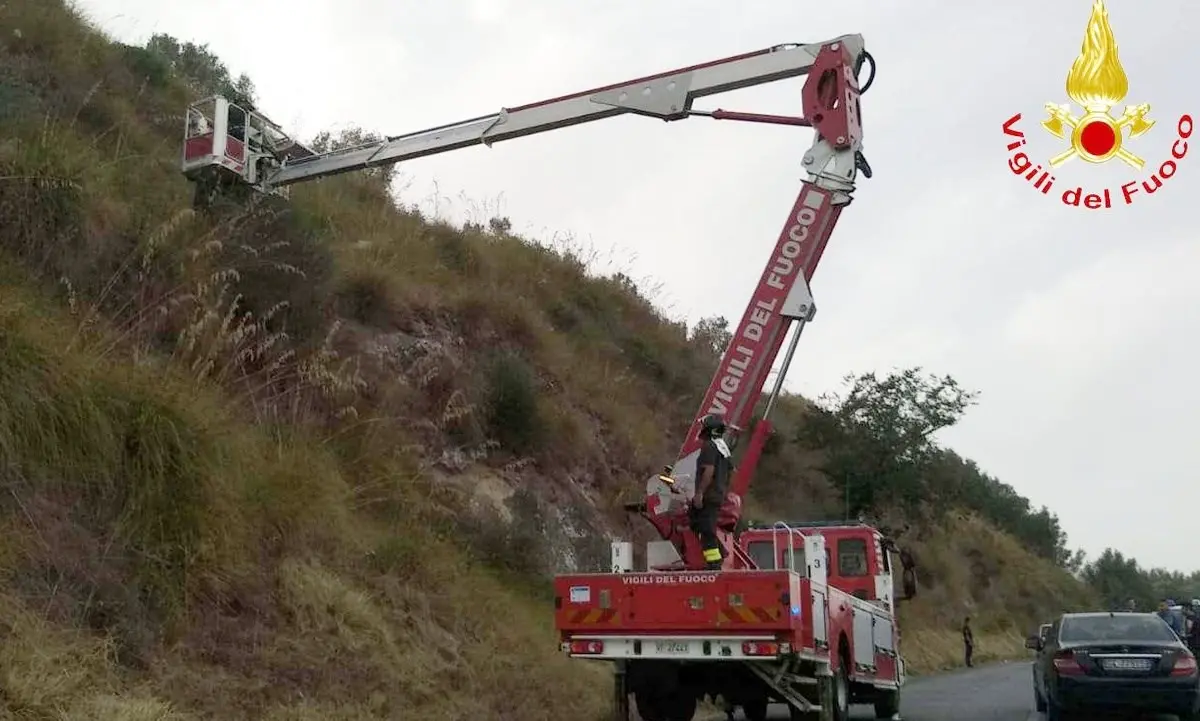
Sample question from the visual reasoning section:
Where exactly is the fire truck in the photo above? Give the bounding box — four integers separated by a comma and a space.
177, 27, 911, 721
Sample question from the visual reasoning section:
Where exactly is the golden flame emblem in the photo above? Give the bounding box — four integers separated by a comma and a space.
1041, 0, 1154, 169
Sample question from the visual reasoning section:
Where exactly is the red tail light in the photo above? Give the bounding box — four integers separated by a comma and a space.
1053, 651, 1085, 676
742, 641, 780, 656
569, 640, 604, 655
566, 643, 604, 657
1172, 653, 1198, 676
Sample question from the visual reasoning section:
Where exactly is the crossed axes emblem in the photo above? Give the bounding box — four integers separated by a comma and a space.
1041, 102, 1155, 169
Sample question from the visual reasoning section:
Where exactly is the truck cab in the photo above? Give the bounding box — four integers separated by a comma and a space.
737, 521, 909, 611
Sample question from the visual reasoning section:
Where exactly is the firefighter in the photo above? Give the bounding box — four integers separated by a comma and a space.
692, 413, 732, 571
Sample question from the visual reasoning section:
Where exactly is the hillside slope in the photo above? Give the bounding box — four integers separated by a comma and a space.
0, 1, 1091, 718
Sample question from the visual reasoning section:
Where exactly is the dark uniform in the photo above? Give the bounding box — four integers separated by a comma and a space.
692, 414, 732, 570
962, 616, 975, 667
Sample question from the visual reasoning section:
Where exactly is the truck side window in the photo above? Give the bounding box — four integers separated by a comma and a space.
787, 546, 808, 576
837, 538, 869, 577
745, 541, 776, 570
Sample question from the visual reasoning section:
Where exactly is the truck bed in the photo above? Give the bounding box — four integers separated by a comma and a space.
554, 569, 807, 635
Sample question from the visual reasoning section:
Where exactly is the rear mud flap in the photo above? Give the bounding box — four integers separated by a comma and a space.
613, 660, 630, 721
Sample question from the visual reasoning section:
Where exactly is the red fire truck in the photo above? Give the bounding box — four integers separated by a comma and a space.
555, 520, 916, 721
176, 25, 907, 721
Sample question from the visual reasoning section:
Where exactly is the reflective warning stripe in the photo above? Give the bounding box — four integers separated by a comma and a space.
717, 606, 782, 624
567, 608, 621, 625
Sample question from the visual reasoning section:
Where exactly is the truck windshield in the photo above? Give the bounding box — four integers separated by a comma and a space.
1059, 614, 1179, 643
837, 538, 869, 577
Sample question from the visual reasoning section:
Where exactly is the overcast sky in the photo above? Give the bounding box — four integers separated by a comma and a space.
77, 0, 1199, 573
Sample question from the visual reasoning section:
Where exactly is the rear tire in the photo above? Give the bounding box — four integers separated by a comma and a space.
873, 687, 900, 718
1045, 697, 1068, 721
633, 690, 696, 721
664, 692, 696, 721
741, 698, 768, 721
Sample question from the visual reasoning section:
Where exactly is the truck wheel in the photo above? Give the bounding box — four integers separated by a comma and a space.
831, 657, 850, 721
873, 687, 899, 718
633, 691, 695, 721
634, 692, 665, 721
742, 698, 768, 721
664, 692, 696, 721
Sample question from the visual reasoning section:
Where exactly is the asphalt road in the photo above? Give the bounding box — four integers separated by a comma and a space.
747, 659, 1183, 720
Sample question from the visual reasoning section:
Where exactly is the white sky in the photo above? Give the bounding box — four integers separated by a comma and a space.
76, 0, 1200, 572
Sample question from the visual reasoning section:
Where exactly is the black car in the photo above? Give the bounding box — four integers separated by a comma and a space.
1028, 612, 1200, 720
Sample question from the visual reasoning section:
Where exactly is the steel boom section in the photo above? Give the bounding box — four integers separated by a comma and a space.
265, 35, 864, 187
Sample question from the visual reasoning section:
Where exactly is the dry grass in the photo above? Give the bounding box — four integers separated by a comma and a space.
0, 0, 1091, 717
0, 279, 608, 720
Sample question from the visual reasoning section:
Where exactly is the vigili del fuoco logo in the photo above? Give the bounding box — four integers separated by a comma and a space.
1002, 0, 1192, 209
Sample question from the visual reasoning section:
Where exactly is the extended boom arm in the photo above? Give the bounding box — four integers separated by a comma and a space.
269, 36, 868, 187
181, 36, 871, 195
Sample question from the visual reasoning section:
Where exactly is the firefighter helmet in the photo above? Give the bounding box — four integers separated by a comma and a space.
698, 413, 727, 437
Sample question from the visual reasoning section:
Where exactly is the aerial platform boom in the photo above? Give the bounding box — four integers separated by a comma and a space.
267, 36, 865, 187
181, 36, 871, 194
179, 34, 876, 571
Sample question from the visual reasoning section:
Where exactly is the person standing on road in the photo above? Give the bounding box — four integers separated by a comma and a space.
962, 616, 975, 668
692, 413, 732, 571
1159, 600, 1185, 636
1187, 601, 1200, 652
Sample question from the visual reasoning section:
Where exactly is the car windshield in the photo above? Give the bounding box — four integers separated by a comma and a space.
1059, 614, 1178, 643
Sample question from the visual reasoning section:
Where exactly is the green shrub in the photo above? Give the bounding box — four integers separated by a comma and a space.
483, 351, 542, 453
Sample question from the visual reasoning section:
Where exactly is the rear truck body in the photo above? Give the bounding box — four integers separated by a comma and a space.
555, 522, 912, 721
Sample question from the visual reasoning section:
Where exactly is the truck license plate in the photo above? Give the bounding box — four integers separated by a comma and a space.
654, 641, 690, 655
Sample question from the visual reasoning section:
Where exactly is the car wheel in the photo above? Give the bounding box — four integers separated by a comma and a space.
1045, 697, 1069, 721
